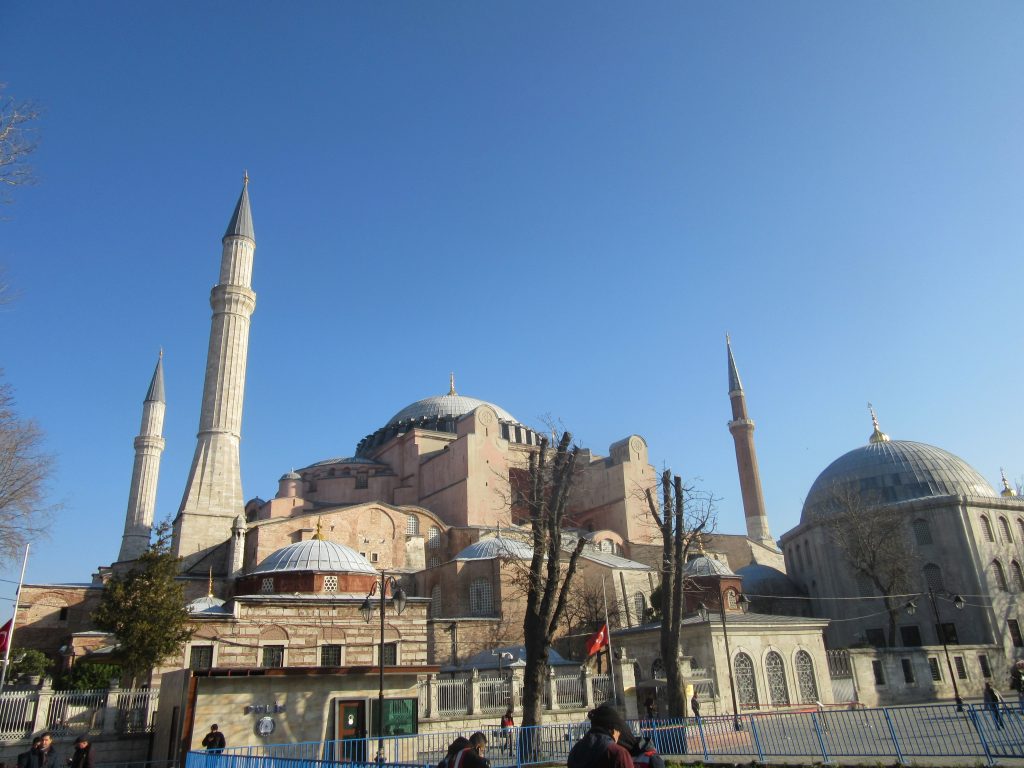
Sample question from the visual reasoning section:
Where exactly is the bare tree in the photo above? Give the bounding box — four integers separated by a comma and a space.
0, 376, 58, 564
644, 470, 716, 717
559, 577, 622, 664
520, 432, 587, 728
817, 485, 917, 647
0, 85, 40, 206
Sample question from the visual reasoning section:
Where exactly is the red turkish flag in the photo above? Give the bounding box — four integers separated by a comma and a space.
584, 623, 609, 657
0, 619, 12, 656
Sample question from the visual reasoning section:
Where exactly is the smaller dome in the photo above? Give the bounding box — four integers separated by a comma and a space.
281, 471, 301, 480
388, 394, 519, 427
252, 538, 377, 575
735, 563, 802, 597
187, 595, 229, 615
685, 555, 735, 577
455, 536, 534, 561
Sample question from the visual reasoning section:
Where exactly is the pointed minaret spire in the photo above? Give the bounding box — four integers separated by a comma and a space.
727, 334, 743, 393
118, 352, 168, 562
867, 403, 890, 444
174, 177, 257, 570
449, 372, 457, 396
725, 337, 774, 548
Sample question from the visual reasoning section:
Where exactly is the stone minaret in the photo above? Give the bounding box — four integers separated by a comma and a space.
117, 352, 167, 562
173, 176, 256, 568
726, 336, 773, 547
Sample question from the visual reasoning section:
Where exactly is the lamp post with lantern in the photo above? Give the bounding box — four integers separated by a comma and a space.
906, 589, 965, 710
360, 572, 407, 762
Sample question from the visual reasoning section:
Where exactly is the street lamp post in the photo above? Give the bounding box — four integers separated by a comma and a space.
928, 589, 965, 711
360, 572, 408, 762
699, 591, 749, 731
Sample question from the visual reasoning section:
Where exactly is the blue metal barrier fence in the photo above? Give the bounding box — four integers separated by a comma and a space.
185, 701, 1024, 768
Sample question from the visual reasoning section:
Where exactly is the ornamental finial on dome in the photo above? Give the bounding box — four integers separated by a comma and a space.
449, 372, 456, 396
208, 567, 214, 598
313, 517, 325, 540
1001, 468, 1017, 497
867, 403, 890, 444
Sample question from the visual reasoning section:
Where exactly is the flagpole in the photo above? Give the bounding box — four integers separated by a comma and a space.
0, 543, 30, 691
601, 576, 618, 705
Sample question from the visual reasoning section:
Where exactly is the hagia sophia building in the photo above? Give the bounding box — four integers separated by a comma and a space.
13, 179, 1024, 702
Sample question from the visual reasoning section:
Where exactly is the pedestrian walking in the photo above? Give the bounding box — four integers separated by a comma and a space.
984, 682, 1004, 730
689, 694, 701, 722
29, 733, 57, 768
500, 708, 514, 755
202, 724, 226, 753
17, 738, 41, 768
1011, 661, 1024, 707
567, 703, 633, 768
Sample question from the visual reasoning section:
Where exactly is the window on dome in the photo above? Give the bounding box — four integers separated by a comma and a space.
428, 527, 441, 550
913, 519, 932, 546
323, 575, 338, 593
981, 516, 995, 543
469, 578, 493, 616
991, 560, 1008, 592
260, 577, 274, 594
407, 515, 419, 536
1001, 517, 1014, 543
923, 564, 944, 593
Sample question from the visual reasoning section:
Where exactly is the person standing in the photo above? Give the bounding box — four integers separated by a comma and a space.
29, 733, 58, 768
643, 695, 655, 721
689, 694, 701, 721
68, 736, 93, 768
202, 724, 226, 753
17, 737, 41, 768
566, 703, 633, 768
984, 682, 1004, 730
500, 708, 514, 755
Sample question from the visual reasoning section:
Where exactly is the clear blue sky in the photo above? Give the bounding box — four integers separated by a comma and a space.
1, 2, 1022, 593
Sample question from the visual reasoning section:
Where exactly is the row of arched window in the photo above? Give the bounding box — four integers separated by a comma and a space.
733, 650, 820, 709
979, 514, 1024, 546
988, 558, 1024, 593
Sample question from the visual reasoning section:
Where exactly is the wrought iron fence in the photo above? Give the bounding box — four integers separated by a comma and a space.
46, 690, 106, 738
187, 702, 1024, 768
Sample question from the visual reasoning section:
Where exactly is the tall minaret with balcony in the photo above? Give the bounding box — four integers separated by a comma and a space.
173, 176, 256, 568
117, 352, 166, 562
726, 336, 774, 547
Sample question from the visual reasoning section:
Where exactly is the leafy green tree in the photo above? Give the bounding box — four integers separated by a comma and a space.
92, 522, 194, 685
56, 663, 120, 691
9, 648, 52, 680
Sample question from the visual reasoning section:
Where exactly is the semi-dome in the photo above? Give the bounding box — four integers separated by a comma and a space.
685, 555, 735, 577
455, 536, 534, 561
802, 439, 998, 523
251, 538, 377, 575
187, 594, 229, 615
387, 394, 518, 427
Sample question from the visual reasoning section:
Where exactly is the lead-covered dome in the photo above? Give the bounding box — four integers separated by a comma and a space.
455, 536, 534, 561
685, 555, 735, 577
251, 538, 377, 575
802, 440, 997, 523
388, 394, 519, 427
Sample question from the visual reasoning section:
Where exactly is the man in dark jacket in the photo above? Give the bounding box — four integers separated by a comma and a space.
17, 737, 41, 768
68, 735, 94, 768
566, 704, 633, 768
202, 724, 226, 753
29, 733, 58, 768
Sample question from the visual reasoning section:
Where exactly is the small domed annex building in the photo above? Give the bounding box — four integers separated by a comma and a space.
780, 417, 1024, 658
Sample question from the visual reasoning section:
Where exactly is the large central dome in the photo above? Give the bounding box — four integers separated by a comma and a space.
801, 439, 997, 522
387, 393, 519, 427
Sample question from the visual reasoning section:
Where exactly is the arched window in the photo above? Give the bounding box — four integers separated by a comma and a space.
726, 590, 738, 610
600, 539, 613, 553
981, 516, 995, 543
633, 661, 644, 682
651, 658, 665, 679
1012, 561, 1024, 592
430, 585, 442, 617
795, 544, 803, 572
633, 592, 647, 621
795, 651, 819, 704
428, 526, 441, 549
805, 546, 813, 569
1001, 517, 1014, 543
734, 653, 759, 709
990, 560, 1008, 592
923, 563, 944, 593
765, 651, 790, 706
469, 578, 493, 616
913, 518, 933, 546
1018, 518, 1024, 544
406, 515, 420, 536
